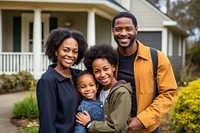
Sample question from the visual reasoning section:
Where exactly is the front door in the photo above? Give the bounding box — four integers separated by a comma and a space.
21, 13, 50, 52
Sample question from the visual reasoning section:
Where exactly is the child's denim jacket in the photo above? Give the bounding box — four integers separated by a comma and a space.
74, 97, 104, 133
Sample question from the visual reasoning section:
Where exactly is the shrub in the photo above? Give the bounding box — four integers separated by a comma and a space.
26, 121, 39, 133
0, 71, 35, 94
12, 94, 38, 119
180, 43, 200, 85
171, 79, 200, 133
26, 127, 38, 133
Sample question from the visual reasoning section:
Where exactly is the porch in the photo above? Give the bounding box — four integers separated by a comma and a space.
0, 52, 85, 79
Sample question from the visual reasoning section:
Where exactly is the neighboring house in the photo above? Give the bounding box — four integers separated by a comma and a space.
0, 0, 188, 79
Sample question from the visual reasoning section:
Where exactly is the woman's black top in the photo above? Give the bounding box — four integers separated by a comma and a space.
37, 64, 81, 133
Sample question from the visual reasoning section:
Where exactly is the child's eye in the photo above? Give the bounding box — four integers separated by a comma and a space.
93, 70, 99, 74
103, 67, 109, 71
90, 83, 95, 87
80, 85, 86, 89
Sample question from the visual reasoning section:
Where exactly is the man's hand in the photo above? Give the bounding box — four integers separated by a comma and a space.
76, 111, 91, 126
127, 117, 145, 133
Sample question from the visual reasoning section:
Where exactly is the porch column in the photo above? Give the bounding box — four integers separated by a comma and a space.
87, 10, 95, 46
182, 38, 186, 67
0, 9, 2, 52
33, 9, 42, 79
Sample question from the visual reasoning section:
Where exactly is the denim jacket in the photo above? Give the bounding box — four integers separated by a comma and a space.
74, 97, 104, 133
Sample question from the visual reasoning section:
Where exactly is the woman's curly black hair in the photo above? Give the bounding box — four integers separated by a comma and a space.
45, 28, 88, 65
83, 43, 119, 72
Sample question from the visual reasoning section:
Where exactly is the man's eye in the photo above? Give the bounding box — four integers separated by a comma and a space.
126, 27, 133, 31
114, 28, 121, 32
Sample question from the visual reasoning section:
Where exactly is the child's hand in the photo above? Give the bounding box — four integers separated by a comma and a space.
76, 111, 91, 126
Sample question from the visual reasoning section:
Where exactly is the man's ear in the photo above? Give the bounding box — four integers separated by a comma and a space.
135, 26, 138, 35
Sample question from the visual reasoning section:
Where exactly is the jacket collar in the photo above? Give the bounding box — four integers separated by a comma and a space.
135, 40, 149, 61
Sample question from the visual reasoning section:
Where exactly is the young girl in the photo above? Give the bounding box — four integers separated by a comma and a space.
76, 43, 132, 133
74, 70, 104, 133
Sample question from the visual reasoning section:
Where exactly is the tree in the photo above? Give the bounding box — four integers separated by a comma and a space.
148, 0, 200, 42
171, 0, 200, 40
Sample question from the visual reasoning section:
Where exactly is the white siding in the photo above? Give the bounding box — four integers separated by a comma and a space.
130, 0, 170, 28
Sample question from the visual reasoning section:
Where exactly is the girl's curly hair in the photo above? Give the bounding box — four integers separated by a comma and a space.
45, 28, 88, 65
83, 43, 119, 72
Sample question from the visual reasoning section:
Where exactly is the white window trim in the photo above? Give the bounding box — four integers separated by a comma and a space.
178, 37, 182, 56
168, 31, 173, 57
21, 13, 50, 52
138, 28, 168, 56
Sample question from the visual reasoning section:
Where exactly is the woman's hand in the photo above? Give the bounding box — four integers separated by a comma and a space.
76, 111, 91, 126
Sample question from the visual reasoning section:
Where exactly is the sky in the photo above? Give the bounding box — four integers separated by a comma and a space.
158, 0, 178, 13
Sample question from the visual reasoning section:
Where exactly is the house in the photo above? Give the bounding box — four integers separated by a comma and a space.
0, 0, 188, 79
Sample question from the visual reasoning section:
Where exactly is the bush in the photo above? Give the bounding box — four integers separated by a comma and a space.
26, 121, 39, 133
0, 71, 35, 94
187, 43, 200, 66
180, 43, 200, 85
12, 94, 38, 119
171, 79, 200, 133
26, 127, 38, 133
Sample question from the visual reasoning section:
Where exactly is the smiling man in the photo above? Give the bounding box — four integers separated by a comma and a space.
112, 12, 178, 133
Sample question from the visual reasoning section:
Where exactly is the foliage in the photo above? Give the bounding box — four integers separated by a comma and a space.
180, 43, 200, 84
25, 121, 39, 133
170, 0, 200, 42
0, 71, 35, 94
12, 94, 38, 119
186, 43, 200, 65
171, 79, 200, 132
148, 0, 200, 42
26, 127, 38, 133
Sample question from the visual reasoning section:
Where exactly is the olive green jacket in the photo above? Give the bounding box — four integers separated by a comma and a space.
88, 80, 132, 133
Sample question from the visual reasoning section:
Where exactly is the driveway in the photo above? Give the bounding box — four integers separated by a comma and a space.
0, 91, 30, 133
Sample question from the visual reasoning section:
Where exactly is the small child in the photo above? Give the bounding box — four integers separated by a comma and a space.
76, 43, 132, 133
74, 70, 104, 133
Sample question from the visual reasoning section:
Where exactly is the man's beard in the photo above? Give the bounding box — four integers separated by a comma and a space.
114, 36, 136, 49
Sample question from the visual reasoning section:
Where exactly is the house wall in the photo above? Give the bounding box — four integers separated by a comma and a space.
50, 11, 87, 37
95, 15, 111, 45
2, 10, 24, 52
2, 10, 112, 52
130, 0, 168, 28
168, 33, 183, 79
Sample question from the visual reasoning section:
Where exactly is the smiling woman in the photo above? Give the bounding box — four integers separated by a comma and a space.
36, 28, 88, 133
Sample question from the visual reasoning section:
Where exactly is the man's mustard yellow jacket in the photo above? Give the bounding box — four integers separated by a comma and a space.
115, 40, 178, 133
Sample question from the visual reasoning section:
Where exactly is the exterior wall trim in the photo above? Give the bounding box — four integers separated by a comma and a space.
138, 28, 168, 55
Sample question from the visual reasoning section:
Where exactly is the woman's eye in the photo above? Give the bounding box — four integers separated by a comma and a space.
73, 50, 78, 54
